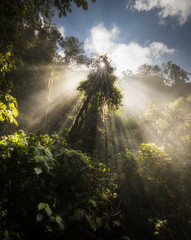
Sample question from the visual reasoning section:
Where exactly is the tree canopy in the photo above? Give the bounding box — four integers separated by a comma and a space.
68, 55, 122, 154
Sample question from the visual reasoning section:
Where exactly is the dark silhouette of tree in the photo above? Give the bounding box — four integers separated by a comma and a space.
122, 62, 191, 109
161, 61, 191, 96
69, 55, 122, 158
59, 36, 90, 65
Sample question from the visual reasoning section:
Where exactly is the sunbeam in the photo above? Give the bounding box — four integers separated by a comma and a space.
2, 1, 191, 240
18, 65, 88, 132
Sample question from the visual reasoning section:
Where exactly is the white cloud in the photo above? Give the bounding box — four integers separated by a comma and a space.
149, 42, 175, 58
58, 26, 65, 38
85, 24, 175, 75
85, 24, 118, 54
129, 0, 191, 25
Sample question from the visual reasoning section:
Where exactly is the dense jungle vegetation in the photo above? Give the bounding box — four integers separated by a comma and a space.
1, 1, 191, 239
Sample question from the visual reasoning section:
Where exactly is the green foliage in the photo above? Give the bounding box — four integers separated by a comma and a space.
0, 47, 16, 75
0, 93, 18, 128
0, 131, 119, 239
137, 143, 171, 182
0, 46, 17, 92
0, 0, 92, 134
115, 138, 191, 240
143, 96, 191, 150
0, 44, 18, 130
1, 1, 191, 239
49, 0, 96, 17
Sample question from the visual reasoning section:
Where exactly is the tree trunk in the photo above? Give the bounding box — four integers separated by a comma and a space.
68, 90, 93, 138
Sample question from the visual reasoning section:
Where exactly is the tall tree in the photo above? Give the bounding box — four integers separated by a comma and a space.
68, 55, 122, 157
59, 36, 90, 65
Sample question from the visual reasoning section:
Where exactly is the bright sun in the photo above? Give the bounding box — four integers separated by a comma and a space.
100, 62, 105, 68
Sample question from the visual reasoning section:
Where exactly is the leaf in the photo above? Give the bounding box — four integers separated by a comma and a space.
56, 215, 62, 223
38, 202, 46, 211
4, 230, 9, 238
96, 217, 102, 227
44, 160, 50, 172
34, 167, 43, 175
44, 148, 53, 160
12, 107, 18, 117
89, 199, 97, 207
0, 103, 6, 109
90, 220, 97, 231
4, 139, 12, 146
55, 215, 65, 230
17, 141, 24, 147
86, 215, 96, 231
8, 102, 15, 109
113, 220, 120, 227
46, 224, 53, 232
36, 213, 43, 222
73, 209, 86, 221
0, 114, 5, 121
45, 204, 52, 217
34, 155, 44, 163
13, 118, 18, 126
113, 192, 117, 198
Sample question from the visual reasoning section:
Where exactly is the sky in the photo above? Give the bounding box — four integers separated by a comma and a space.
53, 0, 191, 76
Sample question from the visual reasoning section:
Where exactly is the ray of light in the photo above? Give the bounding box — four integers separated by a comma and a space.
21, 65, 88, 131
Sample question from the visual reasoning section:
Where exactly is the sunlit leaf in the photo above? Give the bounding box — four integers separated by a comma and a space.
34, 167, 43, 175
8, 102, 15, 109
38, 202, 46, 211
12, 107, 18, 117
0, 103, 6, 109
0, 114, 5, 121
13, 118, 18, 126
45, 204, 52, 217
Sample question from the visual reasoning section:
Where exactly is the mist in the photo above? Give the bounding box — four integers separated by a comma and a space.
1, 1, 191, 239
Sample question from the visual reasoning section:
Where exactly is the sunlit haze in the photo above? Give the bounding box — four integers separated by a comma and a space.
2, 1, 191, 239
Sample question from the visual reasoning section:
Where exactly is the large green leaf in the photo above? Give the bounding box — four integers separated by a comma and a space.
45, 204, 52, 217
38, 202, 46, 211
